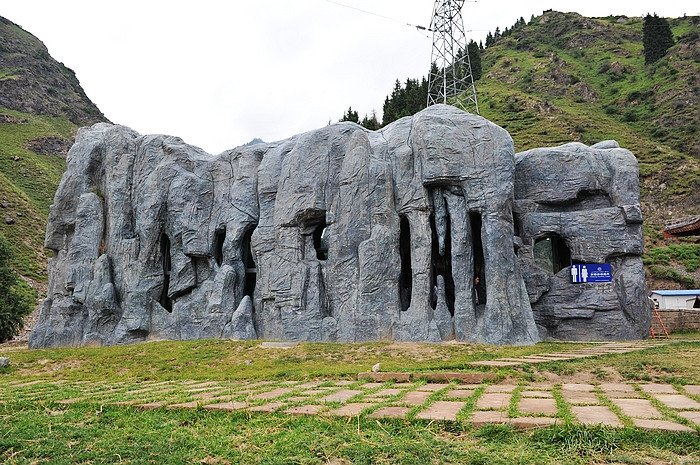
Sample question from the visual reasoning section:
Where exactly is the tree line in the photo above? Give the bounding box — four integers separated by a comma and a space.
340, 12, 675, 129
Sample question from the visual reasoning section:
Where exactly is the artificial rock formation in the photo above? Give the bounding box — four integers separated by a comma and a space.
29, 105, 648, 348
514, 141, 650, 340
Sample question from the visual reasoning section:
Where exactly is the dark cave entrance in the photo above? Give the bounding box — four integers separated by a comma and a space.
399, 215, 412, 312
159, 233, 173, 312
242, 227, 257, 299
470, 212, 486, 306
313, 219, 328, 261
430, 213, 455, 316
213, 227, 226, 266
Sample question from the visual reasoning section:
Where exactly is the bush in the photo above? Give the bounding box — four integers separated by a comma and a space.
0, 235, 35, 342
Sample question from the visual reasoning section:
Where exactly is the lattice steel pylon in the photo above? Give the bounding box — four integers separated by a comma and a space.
427, 0, 479, 114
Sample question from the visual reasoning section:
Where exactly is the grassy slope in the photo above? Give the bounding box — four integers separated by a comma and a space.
467, 12, 700, 287
0, 107, 74, 280
1, 338, 700, 464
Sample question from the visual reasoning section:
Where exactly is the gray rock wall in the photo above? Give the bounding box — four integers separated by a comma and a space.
29, 105, 648, 348
514, 141, 650, 340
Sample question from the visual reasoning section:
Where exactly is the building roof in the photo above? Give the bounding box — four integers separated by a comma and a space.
650, 290, 700, 297
663, 215, 700, 238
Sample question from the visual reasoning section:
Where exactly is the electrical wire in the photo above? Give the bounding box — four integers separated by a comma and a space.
325, 0, 433, 32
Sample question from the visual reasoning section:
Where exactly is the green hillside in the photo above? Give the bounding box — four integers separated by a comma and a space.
0, 15, 107, 282
462, 11, 699, 288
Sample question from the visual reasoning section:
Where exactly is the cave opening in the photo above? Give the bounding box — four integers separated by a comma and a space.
242, 226, 257, 298
399, 215, 412, 311
213, 227, 226, 266
159, 233, 173, 312
313, 219, 328, 261
430, 213, 455, 316
534, 234, 571, 275
470, 212, 486, 306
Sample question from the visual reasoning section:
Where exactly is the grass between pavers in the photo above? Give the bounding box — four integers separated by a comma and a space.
2, 400, 699, 465
2, 336, 700, 464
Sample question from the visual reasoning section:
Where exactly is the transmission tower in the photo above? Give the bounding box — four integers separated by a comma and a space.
427, 0, 479, 114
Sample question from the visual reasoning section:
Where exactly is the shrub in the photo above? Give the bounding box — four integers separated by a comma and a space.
0, 235, 35, 342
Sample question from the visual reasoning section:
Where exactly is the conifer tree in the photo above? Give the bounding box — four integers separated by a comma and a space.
340, 106, 359, 123
468, 40, 482, 81
643, 13, 675, 64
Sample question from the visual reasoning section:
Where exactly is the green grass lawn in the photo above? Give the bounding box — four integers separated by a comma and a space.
1, 336, 700, 464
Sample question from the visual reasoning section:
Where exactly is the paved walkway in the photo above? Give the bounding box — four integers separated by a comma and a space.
6, 378, 699, 433
470, 341, 672, 367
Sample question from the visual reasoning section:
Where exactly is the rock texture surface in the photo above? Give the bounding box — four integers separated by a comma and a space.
29, 105, 648, 348
514, 140, 650, 340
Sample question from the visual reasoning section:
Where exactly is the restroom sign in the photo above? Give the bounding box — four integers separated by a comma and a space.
570, 264, 612, 283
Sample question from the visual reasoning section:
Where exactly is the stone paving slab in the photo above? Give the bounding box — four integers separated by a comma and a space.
203, 401, 247, 412
301, 389, 328, 396
610, 398, 662, 419
358, 372, 411, 382
572, 406, 623, 427
678, 411, 700, 425
136, 401, 167, 410
653, 394, 700, 409
470, 360, 522, 367
477, 393, 511, 409
561, 391, 598, 405
416, 383, 450, 392
422, 373, 497, 384
248, 402, 285, 413
251, 387, 294, 400
684, 385, 700, 395
414, 401, 466, 421
444, 389, 475, 400
521, 390, 553, 398
632, 419, 697, 433
368, 406, 411, 419
319, 390, 364, 403
365, 388, 404, 398
329, 403, 375, 417
168, 400, 201, 409
640, 384, 678, 394
470, 410, 509, 427
600, 383, 637, 393
285, 405, 325, 416
485, 384, 517, 393
510, 417, 559, 430
402, 391, 433, 405
518, 398, 558, 415
561, 383, 595, 392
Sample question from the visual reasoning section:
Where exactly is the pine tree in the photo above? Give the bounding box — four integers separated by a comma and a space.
643, 13, 675, 64
360, 111, 380, 130
0, 235, 34, 342
340, 106, 359, 123
468, 40, 482, 81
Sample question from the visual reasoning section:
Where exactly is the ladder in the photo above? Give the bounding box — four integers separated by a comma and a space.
649, 305, 670, 338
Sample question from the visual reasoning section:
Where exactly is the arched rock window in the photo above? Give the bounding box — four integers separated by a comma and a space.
534, 234, 571, 274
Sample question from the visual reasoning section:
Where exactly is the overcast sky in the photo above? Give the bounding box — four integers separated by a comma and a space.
3, 1, 697, 153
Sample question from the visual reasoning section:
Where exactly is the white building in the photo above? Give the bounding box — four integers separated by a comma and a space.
650, 290, 700, 310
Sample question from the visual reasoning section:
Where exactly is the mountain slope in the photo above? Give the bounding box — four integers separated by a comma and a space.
465, 11, 699, 288
0, 15, 108, 282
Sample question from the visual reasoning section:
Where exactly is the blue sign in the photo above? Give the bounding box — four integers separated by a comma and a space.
570, 264, 612, 283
